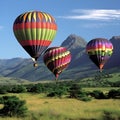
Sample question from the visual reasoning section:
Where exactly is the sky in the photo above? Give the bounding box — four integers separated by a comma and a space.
0, 0, 120, 59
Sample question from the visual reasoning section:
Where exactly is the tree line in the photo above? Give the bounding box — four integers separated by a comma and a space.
0, 81, 120, 99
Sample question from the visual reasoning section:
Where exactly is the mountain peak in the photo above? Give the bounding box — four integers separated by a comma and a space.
105, 36, 120, 68
110, 36, 120, 40
110, 36, 120, 48
61, 34, 87, 50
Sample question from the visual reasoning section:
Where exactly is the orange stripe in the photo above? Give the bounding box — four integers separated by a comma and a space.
13, 22, 57, 30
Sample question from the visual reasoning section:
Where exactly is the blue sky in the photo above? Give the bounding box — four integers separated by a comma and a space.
0, 0, 120, 58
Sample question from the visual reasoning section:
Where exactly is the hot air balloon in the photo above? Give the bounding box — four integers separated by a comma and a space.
13, 11, 57, 67
86, 38, 113, 72
43, 47, 71, 81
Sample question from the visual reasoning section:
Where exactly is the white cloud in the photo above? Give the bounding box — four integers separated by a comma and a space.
82, 22, 120, 28
82, 23, 107, 28
58, 9, 120, 21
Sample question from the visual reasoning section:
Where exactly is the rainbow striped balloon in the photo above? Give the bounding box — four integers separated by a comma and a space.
13, 11, 57, 66
86, 38, 113, 71
43, 47, 71, 80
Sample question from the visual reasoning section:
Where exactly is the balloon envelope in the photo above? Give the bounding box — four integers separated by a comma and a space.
13, 11, 57, 66
86, 38, 113, 71
43, 47, 71, 79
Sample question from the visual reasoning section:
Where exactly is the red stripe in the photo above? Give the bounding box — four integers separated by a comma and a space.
19, 40, 51, 46
13, 22, 57, 30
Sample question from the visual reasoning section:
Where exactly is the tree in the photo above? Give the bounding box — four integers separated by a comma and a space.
90, 90, 107, 99
47, 87, 66, 98
0, 96, 28, 117
108, 89, 120, 98
69, 83, 91, 101
69, 83, 82, 98
11, 85, 27, 93
29, 83, 44, 93
0, 86, 7, 94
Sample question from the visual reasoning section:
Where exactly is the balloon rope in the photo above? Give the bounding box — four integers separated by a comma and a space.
32, 58, 38, 67
99, 69, 103, 72
55, 74, 59, 83
55, 78, 58, 84
32, 58, 36, 62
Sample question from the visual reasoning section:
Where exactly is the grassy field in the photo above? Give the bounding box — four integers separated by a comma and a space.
0, 75, 119, 120
0, 88, 120, 120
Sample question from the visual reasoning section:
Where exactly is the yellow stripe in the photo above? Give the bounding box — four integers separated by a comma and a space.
47, 13, 52, 22
52, 61, 70, 73
46, 51, 70, 66
28, 12, 32, 22
33, 12, 36, 21
87, 48, 113, 52
43, 13, 48, 21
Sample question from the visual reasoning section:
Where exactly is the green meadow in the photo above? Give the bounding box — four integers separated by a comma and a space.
0, 88, 120, 120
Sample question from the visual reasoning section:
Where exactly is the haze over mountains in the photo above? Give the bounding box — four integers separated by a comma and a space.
0, 34, 120, 81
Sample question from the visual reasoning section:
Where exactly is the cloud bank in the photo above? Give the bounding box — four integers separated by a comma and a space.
58, 9, 120, 21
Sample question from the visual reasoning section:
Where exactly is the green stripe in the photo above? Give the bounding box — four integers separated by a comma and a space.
25, 29, 32, 40
88, 50, 113, 56
36, 29, 42, 40
14, 29, 56, 41
31, 28, 36, 40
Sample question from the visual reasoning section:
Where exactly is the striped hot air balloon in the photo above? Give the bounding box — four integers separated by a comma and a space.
13, 11, 57, 67
43, 47, 71, 80
86, 38, 113, 72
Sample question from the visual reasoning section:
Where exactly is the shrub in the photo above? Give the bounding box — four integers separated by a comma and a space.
69, 83, 82, 98
90, 90, 107, 99
0, 86, 7, 94
0, 96, 28, 117
47, 85, 68, 98
47, 90, 63, 97
28, 83, 45, 93
69, 83, 91, 101
79, 96, 92, 102
103, 110, 120, 120
11, 85, 27, 93
108, 89, 120, 98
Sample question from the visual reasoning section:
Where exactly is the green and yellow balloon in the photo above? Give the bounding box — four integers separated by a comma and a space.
13, 11, 57, 67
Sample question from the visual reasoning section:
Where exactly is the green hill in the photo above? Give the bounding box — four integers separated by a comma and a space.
0, 76, 31, 85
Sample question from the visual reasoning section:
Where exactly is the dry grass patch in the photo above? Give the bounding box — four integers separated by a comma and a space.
25, 95, 120, 119
0, 93, 120, 120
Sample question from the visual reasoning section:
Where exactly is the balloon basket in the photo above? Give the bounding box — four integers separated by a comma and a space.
33, 63, 38, 67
